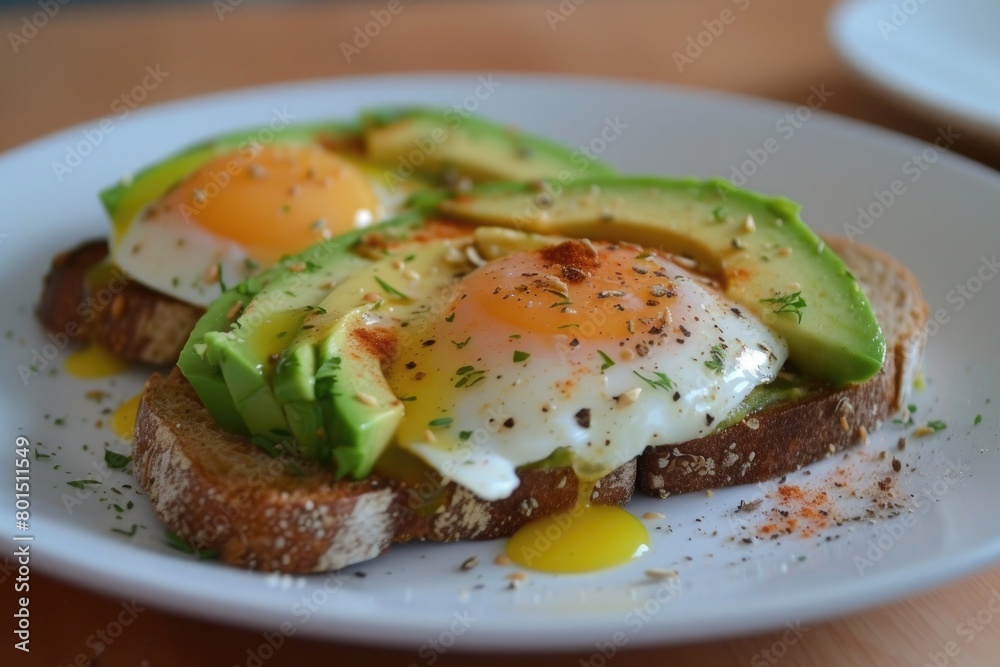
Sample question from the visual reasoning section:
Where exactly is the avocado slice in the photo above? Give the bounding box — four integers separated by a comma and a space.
178, 213, 428, 438
437, 177, 886, 385
362, 107, 617, 185
274, 238, 476, 477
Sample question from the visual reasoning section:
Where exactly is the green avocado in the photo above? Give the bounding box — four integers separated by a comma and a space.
273, 238, 475, 477
177, 213, 428, 441
437, 177, 886, 385
362, 107, 617, 186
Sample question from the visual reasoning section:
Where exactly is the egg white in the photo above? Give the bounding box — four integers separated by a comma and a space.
391, 252, 788, 501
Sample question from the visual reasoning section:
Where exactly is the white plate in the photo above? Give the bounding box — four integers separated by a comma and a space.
2, 74, 999, 651
830, 0, 1000, 139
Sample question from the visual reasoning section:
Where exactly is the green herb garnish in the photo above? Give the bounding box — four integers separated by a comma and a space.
455, 366, 486, 388
513, 351, 530, 363
67, 479, 100, 489
633, 370, 674, 391
705, 345, 726, 374
429, 417, 453, 428
452, 336, 472, 349
927, 420, 947, 432
975, 414, 982, 426
111, 524, 138, 537
760, 291, 807, 323
104, 449, 131, 470
598, 350, 615, 371
374, 276, 410, 300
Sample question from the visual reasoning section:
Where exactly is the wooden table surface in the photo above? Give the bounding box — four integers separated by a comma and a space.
3, 1, 999, 665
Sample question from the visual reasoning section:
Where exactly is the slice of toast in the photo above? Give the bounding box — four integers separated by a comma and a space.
637, 236, 929, 496
132, 368, 635, 572
37, 239, 203, 365
131, 236, 925, 573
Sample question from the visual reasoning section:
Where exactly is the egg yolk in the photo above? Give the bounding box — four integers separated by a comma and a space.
506, 503, 650, 573
111, 393, 143, 440
158, 144, 380, 262
64, 343, 129, 378
456, 241, 673, 347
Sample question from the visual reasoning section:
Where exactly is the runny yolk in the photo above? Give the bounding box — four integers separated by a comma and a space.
64, 343, 129, 378
456, 241, 671, 347
111, 393, 143, 440
506, 486, 650, 574
158, 144, 380, 262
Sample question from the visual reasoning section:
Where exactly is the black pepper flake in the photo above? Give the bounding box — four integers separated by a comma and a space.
405, 361, 416, 369
613, 304, 625, 311
679, 325, 691, 337
574, 408, 591, 428
503, 417, 515, 429
422, 339, 436, 347
353, 571, 367, 578
646, 299, 660, 307
569, 338, 580, 348
672, 391, 681, 402
706, 414, 715, 426
730, 307, 743, 318
892, 457, 902, 472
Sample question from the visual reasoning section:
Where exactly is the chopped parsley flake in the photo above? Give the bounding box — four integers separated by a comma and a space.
705, 345, 726, 374
760, 291, 806, 323
712, 206, 727, 222
927, 420, 947, 432
452, 337, 472, 349
633, 370, 674, 391
428, 417, 453, 428
67, 479, 100, 489
974, 414, 982, 426
459, 430, 473, 441
513, 350, 530, 363
455, 366, 486, 388
374, 276, 410, 300
111, 524, 138, 537
907, 403, 917, 413
598, 350, 615, 371
104, 449, 131, 470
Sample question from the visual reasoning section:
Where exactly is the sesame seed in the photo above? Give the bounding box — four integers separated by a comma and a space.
203, 263, 220, 284
424, 429, 437, 443
742, 215, 756, 233
777, 246, 793, 257
494, 554, 513, 566
642, 512, 665, 519
644, 568, 678, 581
355, 392, 378, 407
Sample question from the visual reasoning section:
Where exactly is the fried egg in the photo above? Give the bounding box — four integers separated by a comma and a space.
110, 143, 412, 308
387, 239, 788, 501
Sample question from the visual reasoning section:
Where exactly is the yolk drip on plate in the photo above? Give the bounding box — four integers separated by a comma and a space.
64, 343, 129, 378
506, 484, 649, 574
111, 393, 143, 440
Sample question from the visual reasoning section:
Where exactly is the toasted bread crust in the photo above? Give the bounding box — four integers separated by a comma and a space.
132, 369, 634, 572
37, 239, 203, 365
637, 236, 929, 496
